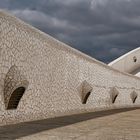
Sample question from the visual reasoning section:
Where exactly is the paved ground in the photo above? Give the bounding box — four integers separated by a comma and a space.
0, 108, 140, 140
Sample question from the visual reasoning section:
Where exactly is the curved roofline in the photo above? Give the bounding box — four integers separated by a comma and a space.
108, 47, 140, 66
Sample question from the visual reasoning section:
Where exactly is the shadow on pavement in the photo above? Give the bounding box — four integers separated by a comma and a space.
0, 107, 139, 140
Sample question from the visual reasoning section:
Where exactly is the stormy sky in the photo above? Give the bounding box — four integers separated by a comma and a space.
0, 0, 140, 63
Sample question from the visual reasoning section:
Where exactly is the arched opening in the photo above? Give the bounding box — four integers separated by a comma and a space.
7, 87, 26, 110
133, 56, 137, 62
110, 87, 119, 104
112, 94, 118, 103
130, 91, 138, 104
81, 80, 93, 104
133, 96, 137, 103
82, 91, 91, 104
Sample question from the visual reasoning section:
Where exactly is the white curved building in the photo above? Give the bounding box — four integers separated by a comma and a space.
109, 47, 140, 77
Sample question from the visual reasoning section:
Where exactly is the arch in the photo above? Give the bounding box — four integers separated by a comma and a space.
7, 87, 26, 109
130, 91, 138, 103
82, 92, 91, 104
112, 94, 118, 103
4, 65, 29, 110
110, 87, 119, 104
81, 80, 93, 104
133, 56, 137, 62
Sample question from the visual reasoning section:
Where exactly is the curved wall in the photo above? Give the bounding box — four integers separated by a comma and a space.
0, 11, 140, 126
109, 47, 140, 75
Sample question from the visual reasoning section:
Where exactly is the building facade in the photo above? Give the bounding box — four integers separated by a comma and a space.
0, 11, 140, 126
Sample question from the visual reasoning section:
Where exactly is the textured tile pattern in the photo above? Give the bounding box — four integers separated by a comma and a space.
0, 11, 139, 125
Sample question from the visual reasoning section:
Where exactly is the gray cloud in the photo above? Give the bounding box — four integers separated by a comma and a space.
0, 0, 140, 63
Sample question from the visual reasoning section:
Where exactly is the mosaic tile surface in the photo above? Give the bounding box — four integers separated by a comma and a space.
0, 11, 139, 126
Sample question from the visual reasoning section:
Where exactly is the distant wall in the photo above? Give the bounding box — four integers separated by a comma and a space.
109, 48, 140, 75
0, 11, 140, 126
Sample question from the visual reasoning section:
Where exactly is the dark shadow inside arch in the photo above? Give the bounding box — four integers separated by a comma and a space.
82, 92, 91, 104
133, 96, 137, 103
7, 87, 26, 110
112, 94, 118, 104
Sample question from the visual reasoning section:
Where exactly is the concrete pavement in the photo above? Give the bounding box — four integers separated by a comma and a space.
0, 108, 140, 140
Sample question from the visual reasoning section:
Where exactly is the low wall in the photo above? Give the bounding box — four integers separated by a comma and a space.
0, 11, 140, 126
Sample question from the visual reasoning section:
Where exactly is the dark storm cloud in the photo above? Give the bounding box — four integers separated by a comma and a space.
0, 0, 140, 63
